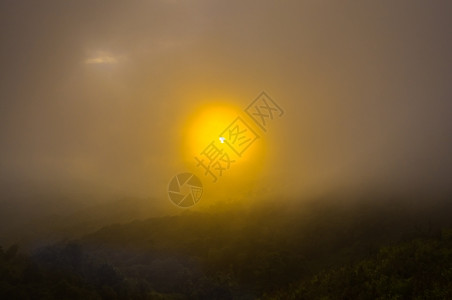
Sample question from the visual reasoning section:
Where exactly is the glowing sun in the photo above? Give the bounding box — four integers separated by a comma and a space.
179, 101, 266, 186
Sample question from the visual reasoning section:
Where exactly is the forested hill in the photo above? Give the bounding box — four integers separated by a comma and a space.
1, 197, 452, 299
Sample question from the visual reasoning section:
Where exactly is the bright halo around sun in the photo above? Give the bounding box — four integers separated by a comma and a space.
179, 101, 266, 191
183, 103, 238, 159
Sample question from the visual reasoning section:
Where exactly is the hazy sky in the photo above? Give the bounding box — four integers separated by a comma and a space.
1, 0, 452, 204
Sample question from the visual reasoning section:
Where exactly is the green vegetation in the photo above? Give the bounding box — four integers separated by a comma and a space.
1, 198, 451, 299
266, 229, 452, 299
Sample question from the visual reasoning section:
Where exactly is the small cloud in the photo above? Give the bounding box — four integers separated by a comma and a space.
85, 51, 120, 65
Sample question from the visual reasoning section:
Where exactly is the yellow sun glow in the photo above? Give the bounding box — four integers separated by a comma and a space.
183, 103, 238, 159
179, 101, 267, 198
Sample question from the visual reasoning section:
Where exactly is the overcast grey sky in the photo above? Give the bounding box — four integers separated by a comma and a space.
1, 0, 451, 203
